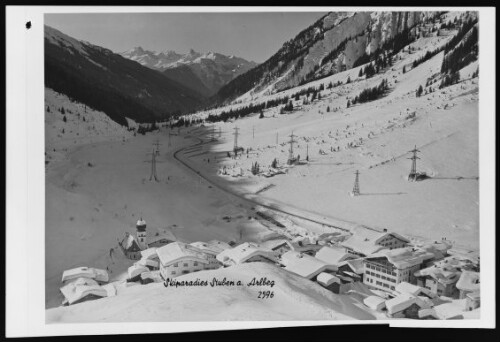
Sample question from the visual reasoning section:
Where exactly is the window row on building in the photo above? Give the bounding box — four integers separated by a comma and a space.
366, 270, 397, 283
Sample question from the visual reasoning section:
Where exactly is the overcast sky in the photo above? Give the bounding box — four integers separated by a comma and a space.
45, 12, 326, 63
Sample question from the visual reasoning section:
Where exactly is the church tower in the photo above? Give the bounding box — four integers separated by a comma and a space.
136, 218, 147, 250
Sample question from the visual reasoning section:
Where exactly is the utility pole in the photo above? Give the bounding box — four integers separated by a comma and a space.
211, 125, 216, 141
408, 145, 421, 181
306, 144, 309, 161
147, 147, 159, 182
233, 126, 240, 154
219, 127, 222, 138
154, 139, 161, 156
287, 131, 297, 165
352, 170, 360, 196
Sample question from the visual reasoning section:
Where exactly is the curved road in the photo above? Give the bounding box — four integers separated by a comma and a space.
171, 131, 374, 233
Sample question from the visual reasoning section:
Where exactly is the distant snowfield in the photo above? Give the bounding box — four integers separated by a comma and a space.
46, 262, 380, 322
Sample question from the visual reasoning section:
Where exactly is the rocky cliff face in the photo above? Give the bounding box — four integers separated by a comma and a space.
215, 11, 449, 104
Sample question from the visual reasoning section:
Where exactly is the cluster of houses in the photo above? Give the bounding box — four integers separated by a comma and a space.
60, 219, 480, 320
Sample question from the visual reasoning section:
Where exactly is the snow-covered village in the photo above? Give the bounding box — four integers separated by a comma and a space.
40, 10, 485, 323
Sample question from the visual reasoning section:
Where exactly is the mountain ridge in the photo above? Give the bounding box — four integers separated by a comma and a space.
44, 25, 207, 125
120, 47, 258, 96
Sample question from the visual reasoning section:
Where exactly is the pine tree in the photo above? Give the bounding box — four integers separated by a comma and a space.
63, 115, 67, 123
326, 106, 330, 112
346, 76, 351, 84
347, 100, 351, 108
271, 158, 278, 168
403, 65, 406, 74
61, 107, 65, 114
359, 68, 364, 77
259, 110, 264, 119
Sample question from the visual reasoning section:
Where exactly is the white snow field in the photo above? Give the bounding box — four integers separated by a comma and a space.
179, 36, 479, 251
45, 32, 479, 320
46, 262, 381, 322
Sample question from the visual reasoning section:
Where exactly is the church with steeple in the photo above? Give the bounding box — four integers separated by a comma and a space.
119, 218, 176, 260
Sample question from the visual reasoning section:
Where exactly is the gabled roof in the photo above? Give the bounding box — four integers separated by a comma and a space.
363, 296, 386, 310
260, 239, 290, 251
433, 302, 465, 319
341, 227, 409, 256
366, 247, 435, 270
61, 267, 109, 283
216, 242, 277, 266
316, 272, 340, 287
122, 234, 142, 252
140, 247, 158, 260
190, 240, 231, 255
339, 258, 365, 274
60, 281, 107, 305
136, 258, 159, 269
341, 235, 387, 256
157, 242, 209, 266
394, 282, 426, 296
282, 251, 337, 279
315, 246, 357, 266
148, 229, 176, 245
456, 271, 480, 292
128, 264, 150, 279
414, 259, 462, 285
385, 293, 432, 315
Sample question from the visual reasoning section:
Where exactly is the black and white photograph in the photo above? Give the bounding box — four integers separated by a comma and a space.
5, 5, 496, 336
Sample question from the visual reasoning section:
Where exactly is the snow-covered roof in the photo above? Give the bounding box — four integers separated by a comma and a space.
315, 246, 357, 266
128, 264, 150, 279
260, 239, 290, 251
140, 247, 158, 260
433, 301, 465, 320
101, 283, 117, 297
339, 258, 365, 274
216, 242, 277, 266
137, 218, 146, 226
394, 282, 425, 296
59, 281, 107, 305
341, 235, 387, 256
316, 272, 340, 287
206, 240, 232, 250
61, 267, 109, 283
140, 271, 163, 283
363, 296, 386, 311
466, 290, 480, 300
414, 259, 462, 285
341, 227, 409, 256
385, 294, 414, 315
122, 234, 142, 252
136, 258, 159, 269
190, 240, 231, 255
282, 251, 337, 279
366, 247, 435, 270
157, 242, 209, 267
456, 271, 480, 292
148, 230, 176, 244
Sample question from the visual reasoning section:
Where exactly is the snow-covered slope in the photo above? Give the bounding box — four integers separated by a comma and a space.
172, 24, 479, 251
214, 11, 477, 105
46, 262, 378, 322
